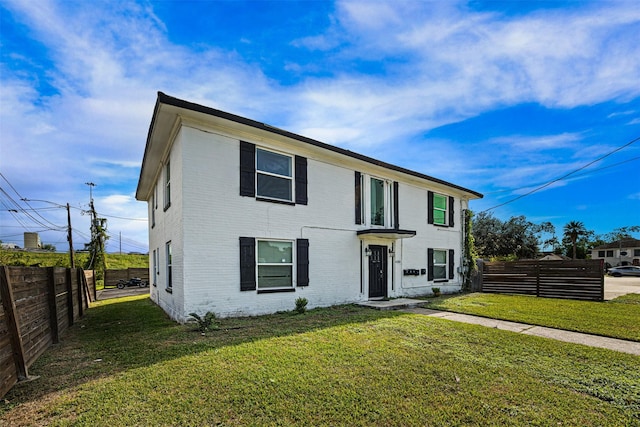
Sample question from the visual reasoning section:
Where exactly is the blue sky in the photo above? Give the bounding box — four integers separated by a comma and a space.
1, 0, 639, 253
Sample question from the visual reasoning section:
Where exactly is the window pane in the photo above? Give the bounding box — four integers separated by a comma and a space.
258, 265, 292, 288
257, 174, 292, 200
257, 149, 292, 177
433, 265, 446, 280
433, 194, 447, 209
433, 210, 446, 225
433, 250, 447, 264
258, 241, 292, 263
371, 178, 385, 226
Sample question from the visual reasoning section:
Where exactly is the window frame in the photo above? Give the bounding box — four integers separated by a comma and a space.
163, 161, 171, 211
432, 193, 448, 226
152, 249, 157, 287
634, 249, 640, 257
151, 186, 156, 228
598, 250, 605, 257
606, 250, 614, 257
255, 148, 294, 203
367, 175, 393, 228
165, 241, 172, 292
432, 249, 448, 281
256, 238, 294, 290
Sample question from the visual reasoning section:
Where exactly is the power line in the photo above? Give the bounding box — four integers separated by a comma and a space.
482, 155, 640, 195
481, 135, 640, 213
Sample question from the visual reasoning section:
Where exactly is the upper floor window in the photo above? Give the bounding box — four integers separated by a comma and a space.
428, 191, 454, 227
355, 172, 397, 228
240, 141, 307, 205
370, 177, 386, 226
432, 193, 447, 225
598, 250, 605, 257
164, 161, 171, 210
256, 148, 293, 202
606, 250, 614, 257
151, 188, 156, 227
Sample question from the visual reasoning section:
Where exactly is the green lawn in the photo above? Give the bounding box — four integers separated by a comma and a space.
429, 293, 640, 342
1, 295, 638, 426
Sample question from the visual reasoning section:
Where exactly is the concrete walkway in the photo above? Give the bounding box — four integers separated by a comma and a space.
358, 299, 640, 356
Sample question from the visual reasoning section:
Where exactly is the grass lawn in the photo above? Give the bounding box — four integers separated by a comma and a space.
429, 293, 640, 342
1, 295, 638, 426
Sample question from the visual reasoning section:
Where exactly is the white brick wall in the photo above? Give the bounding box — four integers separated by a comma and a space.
147, 124, 472, 321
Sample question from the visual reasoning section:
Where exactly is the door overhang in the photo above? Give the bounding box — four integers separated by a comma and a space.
357, 229, 416, 240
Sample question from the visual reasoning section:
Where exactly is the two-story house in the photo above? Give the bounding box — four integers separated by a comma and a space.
135, 92, 483, 321
591, 239, 640, 268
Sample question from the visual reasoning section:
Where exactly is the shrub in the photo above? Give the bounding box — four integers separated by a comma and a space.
432, 287, 441, 297
294, 297, 308, 314
188, 311, 218, 333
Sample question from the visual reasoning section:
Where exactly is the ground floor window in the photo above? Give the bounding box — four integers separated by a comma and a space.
428, 248, 454, 281
432, 249, 447, 280
257, 240, 293, 289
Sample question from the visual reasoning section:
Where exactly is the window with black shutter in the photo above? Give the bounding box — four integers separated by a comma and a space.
428, 191, 454, 228
428, 248, 450, 282
355, 171, 362, 224
239, 141, 256, 197
297, 239, 309, 286
295, 156, 308, 205
239, 141, 307, 205
239, 237, 256, 291
393, 181, 399, 229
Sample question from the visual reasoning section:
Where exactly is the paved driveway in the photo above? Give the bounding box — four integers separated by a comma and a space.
96, 286, 150, 300
604, 276, 640, 300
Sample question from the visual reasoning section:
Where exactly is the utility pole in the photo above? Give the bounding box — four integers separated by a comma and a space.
66, 203, 75, 268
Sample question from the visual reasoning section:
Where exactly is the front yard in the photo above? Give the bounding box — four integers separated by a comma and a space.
429, 293, 640, 342
1, 294, 639, 426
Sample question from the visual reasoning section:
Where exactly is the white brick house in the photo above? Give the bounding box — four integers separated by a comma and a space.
135, 92, 483, 321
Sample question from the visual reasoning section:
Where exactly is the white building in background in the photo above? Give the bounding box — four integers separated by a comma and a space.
136, 92, 483, 321
591, 239, 640, 267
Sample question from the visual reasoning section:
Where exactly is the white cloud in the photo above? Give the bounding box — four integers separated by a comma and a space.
2, 0, 640, 249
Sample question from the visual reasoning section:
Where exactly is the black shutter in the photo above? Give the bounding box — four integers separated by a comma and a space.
296, 239, 309, 287
427, 248, 434, 281
295, 156, 308, 205
448, 196, 455, 228
239, 141, 255, 197
449, 249, 455, 279
355, 171, 362, 225
393, 181, 399, 230
427, 191, 434, 224
239, 237, 256, 291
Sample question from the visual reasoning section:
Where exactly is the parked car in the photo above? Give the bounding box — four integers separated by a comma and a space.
607, 266, 640, 277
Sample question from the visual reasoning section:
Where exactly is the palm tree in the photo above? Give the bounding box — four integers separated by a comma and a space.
563, 221, 587, 259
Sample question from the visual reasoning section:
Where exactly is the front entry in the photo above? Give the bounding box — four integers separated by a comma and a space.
368, 245, 388, 299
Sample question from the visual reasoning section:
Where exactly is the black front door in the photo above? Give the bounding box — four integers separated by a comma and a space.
368, 245, 387, 299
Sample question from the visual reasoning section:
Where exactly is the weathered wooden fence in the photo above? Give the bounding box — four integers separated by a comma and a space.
481, 259, 604, 301
104, 268, 149, 288
0, 266, 95, 398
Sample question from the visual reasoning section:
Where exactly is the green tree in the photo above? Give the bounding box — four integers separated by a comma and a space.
562, 221, 592, 259
473, 212, 545, 259
602, 225, 640, 243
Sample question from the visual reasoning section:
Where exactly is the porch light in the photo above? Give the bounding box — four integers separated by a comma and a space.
389, 247, 395, 257
365, 247, 372, 256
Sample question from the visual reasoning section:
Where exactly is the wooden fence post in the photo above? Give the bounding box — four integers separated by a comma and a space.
46, 267, 60, 344
0, 266, 29, 381
535, 261, 540, 297
65, 268, 74, 326
76, 269, 84, 317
